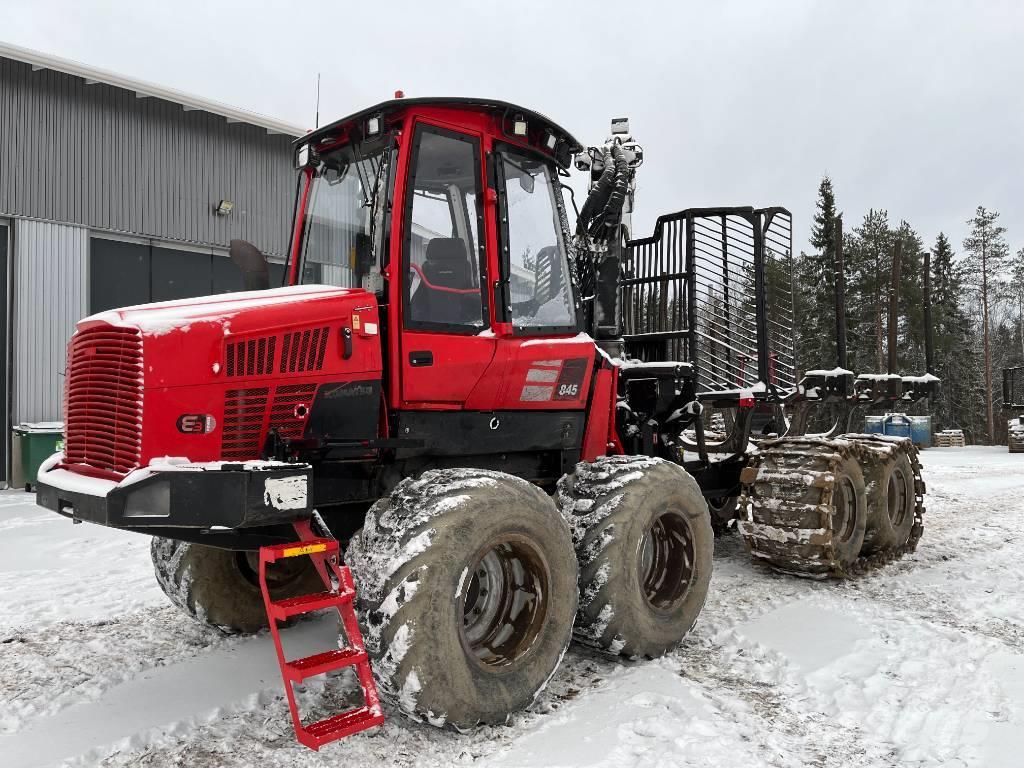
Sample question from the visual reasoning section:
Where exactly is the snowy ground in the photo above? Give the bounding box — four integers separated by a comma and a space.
1, 446, 1023, 767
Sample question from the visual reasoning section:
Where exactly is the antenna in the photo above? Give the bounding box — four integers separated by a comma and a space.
315, 73, 321, 129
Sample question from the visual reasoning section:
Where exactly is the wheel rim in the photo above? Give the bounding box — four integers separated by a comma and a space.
460, 537, 549, 668
833, 476, 858, 545
887, 467, 910, 527
637, 511, 696, 611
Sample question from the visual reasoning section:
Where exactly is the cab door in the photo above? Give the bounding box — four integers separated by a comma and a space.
398, 122, 494, 407
464, 143, 595, 412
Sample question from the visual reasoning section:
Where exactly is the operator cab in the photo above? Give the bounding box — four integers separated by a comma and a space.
288, 98, 582, 328
286, 98, 594, 414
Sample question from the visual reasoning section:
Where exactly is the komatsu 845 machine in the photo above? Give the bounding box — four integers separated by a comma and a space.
36, 97, 929, 748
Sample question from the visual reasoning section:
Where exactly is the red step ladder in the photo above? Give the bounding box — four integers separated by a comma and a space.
259, 525, 384, 750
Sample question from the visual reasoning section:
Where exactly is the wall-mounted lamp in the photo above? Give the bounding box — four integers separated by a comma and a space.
215, 199, 234, 216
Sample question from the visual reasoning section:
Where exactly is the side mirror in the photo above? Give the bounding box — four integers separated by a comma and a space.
230, 239, 270, 291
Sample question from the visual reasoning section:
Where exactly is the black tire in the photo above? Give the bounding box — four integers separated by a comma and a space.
861, 446, 916, 555
150, 537, 323, 634
740, 438, 870, 577
828, 454, 868, 568
345, 468, 577, 729
557, 455, 713, 658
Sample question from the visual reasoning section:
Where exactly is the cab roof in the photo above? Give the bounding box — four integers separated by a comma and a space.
296, 97, 584, 168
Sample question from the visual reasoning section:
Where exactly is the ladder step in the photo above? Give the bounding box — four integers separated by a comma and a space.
269, 589, 355, 621
261, 537, 339, 563
284, 647, 368, 682
300, 705, 386, 749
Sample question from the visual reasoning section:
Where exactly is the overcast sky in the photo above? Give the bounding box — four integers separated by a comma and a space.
5, 0, 1024, 257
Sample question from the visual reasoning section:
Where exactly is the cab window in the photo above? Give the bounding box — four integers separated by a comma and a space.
498, 149, 576, 332
403, 125, 486, 332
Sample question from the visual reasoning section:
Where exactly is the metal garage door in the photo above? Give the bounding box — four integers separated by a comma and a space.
89, 238, 287, 314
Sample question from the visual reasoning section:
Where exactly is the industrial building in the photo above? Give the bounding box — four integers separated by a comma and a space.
0, 41, 307, 485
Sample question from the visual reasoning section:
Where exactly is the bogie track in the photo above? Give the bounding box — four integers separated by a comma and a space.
738, 434, 925, 578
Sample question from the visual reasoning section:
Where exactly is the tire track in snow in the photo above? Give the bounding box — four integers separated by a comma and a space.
0, 607, 236, 734
0, 614, 340, 768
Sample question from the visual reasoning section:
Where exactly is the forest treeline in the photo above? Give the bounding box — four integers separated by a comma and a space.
795, 176, 1024, 444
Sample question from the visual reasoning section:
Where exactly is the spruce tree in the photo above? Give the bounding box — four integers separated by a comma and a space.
847, 209, 891, 373
795, 176, 839, 373
810, 176, 837, 256
891, 220, 925, 372
928, 232, 979, 433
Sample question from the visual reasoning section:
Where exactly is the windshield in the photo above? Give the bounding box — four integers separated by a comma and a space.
296, 136, 392, 289
499, 150, 576, 331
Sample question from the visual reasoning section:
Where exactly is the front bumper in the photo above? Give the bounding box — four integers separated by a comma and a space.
36, 456, 314, 530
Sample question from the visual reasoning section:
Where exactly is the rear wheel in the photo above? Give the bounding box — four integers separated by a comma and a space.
557, 456, 713, 657
862, 448, 916, 554
345, 468, 577, 728
150, 537, 322, 634
739, 437, 869, 577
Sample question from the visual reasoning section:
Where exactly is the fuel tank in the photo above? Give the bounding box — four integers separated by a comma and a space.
64, 285, 383, 477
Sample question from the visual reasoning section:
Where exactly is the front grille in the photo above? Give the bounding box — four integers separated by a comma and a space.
280, 327, 330, 373
63, 326, 144, 474
269, 383, 318, 441
221, 387, 269, 459
226, 335, 277, 377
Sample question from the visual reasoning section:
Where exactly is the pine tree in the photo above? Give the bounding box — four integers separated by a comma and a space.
962, 206, 1010, 443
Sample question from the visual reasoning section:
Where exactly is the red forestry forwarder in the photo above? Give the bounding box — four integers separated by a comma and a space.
36, 97, 930, 749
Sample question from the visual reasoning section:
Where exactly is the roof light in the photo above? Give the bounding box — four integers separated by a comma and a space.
543, 131, 558, 150
366, 115, 382, 135
296, 143, 310, 168
512, 114, 528, 137
394, 89, 404, 99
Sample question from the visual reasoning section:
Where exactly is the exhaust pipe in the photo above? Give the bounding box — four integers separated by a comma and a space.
230, 239, 271, 292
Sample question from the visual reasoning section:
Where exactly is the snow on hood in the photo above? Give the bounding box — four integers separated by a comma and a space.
80, 284, 358, 336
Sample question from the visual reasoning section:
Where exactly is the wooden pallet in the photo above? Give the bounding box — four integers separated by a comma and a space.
935, 430, 965, 448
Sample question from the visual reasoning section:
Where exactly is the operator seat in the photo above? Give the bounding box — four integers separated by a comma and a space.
410, 237, 479, 325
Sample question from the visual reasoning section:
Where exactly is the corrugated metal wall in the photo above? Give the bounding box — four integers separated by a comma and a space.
0, 56, 296, 257
13, 220, 87, 423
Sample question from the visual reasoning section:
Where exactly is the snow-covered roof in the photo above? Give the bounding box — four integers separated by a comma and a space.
0, 40, 307, 137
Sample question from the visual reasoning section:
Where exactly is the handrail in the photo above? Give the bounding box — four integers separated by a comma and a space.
408, 263, 480, 295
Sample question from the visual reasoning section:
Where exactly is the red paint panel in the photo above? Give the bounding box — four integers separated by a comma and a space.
63, 290, 384, 475
483, 335, 596, 411
399, 331, 496, 407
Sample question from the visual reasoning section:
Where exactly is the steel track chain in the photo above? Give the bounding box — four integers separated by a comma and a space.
737, 433, 925, 579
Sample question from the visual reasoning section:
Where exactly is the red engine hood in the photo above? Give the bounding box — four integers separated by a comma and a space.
64, 284, 383, 470
82, 285, 359, 338
78, 284, 380, 389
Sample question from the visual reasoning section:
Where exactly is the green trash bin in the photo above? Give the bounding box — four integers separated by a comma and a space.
14, 422, 64, 492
